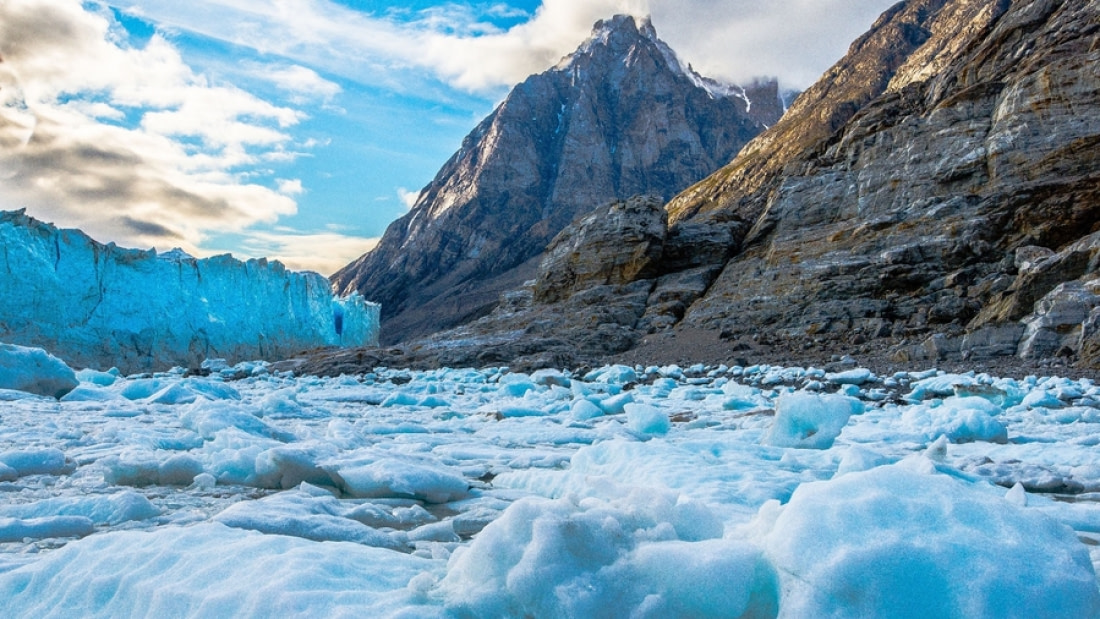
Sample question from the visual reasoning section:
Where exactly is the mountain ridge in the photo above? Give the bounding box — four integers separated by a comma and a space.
332, 14, 783, 344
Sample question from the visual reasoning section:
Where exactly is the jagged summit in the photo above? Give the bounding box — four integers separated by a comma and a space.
553, 15, 662, 70
333, 15, 782, 344
556, 15, 754, 105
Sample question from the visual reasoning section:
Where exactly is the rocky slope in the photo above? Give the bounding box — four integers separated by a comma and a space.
671, 0, 1100, 368
331, 15, 782, 344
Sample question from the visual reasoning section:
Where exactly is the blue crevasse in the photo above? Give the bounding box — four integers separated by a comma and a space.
0, 210, 379, 372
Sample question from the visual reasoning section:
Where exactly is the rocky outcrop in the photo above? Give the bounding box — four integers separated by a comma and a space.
0, 210, 378, 373
662, 0, 1100, 369
332, 15, 782, 344
401, 196, 672, 370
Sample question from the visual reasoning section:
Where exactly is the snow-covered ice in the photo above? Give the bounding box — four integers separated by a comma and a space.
1, 348, 1099, 617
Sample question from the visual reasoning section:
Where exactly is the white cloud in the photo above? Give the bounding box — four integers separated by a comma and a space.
397, 187, 421, 209
254, 63, 342, 102
108, 0, 898, 92
276, 178, 304, 195
233, 230, 379, 276
0, 0, 305, 253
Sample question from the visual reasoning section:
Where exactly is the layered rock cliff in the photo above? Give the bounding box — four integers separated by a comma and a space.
331, 15, 782, 344
0, 210, 378, 373
672, 0, 1100, 368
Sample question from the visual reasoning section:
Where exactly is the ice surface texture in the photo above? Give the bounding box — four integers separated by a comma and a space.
0, 210, 378, 372
0, 354, 1099, 617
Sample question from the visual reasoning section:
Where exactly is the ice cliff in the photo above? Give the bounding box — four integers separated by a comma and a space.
0, 210, 378, 372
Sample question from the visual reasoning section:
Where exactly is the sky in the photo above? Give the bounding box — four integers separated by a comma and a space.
0, 0, 898, 276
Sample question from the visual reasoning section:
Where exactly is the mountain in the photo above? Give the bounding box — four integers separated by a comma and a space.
291, 0, 1100, 376
0, 210, 378, 373
331, 15, 784, 344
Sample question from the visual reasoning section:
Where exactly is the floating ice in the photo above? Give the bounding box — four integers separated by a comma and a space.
625, 402, 670, 435
0, 343, 78, 398
437, 489, 769, 618
825, 367, 874, 385
0, 492, 159, 525
763, 391, 862, 449
762, 463, 1100, 617
0, 516, 95, 543
901, 396, 1009, 443
213, 485, 406, 549
326, 457, 470, 504
0, 354, 1098, 615
0, 523, 432, 617
0, 448, 76, 477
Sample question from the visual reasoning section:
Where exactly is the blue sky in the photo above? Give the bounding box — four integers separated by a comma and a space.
0, 0, 895, 275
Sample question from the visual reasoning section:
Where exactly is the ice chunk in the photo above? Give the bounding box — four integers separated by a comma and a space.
720, 382, 769, 410
439, 492, 774, 618
253, 445, 336, 490
498, 373, 538, 397
59, 383, 122, 402
905, 372, 976, 401
597, 391, 634, 415
901, 396, 1008, 443
101, 452, 204, 487
570, 398, 604, 421
327, 458, 470, 504
825, 367, 874, 385
75, 367, 119, 386
1022, 389, 1065, 409
0, 516, 95, 542
584, 364, 638, 384
0, 448, 76, 477
181, 401, 295, 442
762, 464, 1100, 617
0, 343, 78, 398
213, 487, 406, 549
625, 402, 670, 435
0, 523, 430, 616
119, 378, 172, 400
834, 446, 890, 476
763, 391, 861, 449
0, 491, 159, 525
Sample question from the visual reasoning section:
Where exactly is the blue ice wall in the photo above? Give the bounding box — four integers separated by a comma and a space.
0, 210, 379, 372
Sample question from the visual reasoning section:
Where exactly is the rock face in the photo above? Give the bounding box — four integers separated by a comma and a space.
0, 210, 379, 373
660, 0, 1100, 369
332, 15, 782, 344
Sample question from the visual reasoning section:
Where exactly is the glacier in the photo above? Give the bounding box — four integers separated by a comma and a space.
0, 210, 378, 372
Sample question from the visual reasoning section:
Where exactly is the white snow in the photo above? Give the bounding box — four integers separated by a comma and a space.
0, 210, 379, 373
1, 347, 1099, 616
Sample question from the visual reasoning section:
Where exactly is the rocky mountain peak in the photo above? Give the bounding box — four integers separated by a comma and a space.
555, 15, 664, 70
333, 15, 782, 344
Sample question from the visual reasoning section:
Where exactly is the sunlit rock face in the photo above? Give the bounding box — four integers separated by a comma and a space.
658, 0, 1100, 367
0, 210, 378, 372
332, 15, 782, 344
